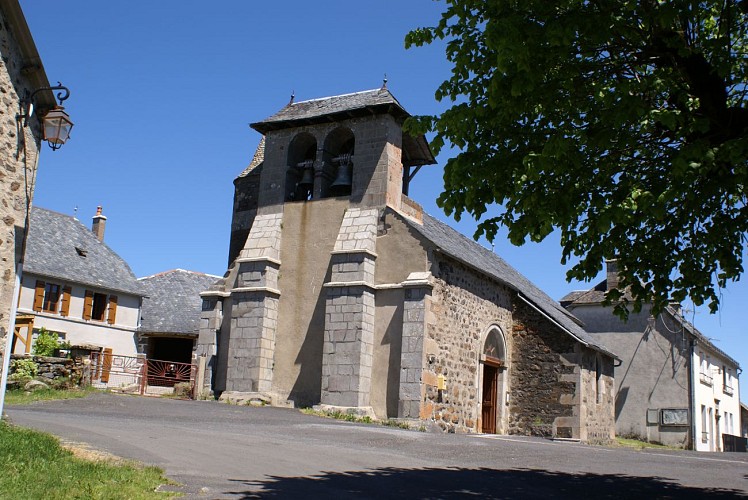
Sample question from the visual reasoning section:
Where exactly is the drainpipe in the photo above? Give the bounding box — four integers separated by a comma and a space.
688, 337, 697, 450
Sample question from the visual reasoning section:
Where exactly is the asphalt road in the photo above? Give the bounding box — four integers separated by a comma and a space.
6, 393, 748, 499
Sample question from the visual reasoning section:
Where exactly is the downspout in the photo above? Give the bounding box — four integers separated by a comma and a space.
689, 337, 697, 450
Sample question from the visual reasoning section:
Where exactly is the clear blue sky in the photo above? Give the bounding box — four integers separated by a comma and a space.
22, 1, 745, 401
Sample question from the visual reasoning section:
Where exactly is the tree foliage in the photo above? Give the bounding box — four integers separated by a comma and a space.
406, 0, 748, 317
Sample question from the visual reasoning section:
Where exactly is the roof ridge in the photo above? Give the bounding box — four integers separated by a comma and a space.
139, 269, 223, 280
292, 88, 384, 105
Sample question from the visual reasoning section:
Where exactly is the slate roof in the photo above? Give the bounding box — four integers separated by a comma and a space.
249, 88, 436, 167
402, 212, 617, 359
139, 269, 221, 335
25, 207, 144, 296
561, 278, 739, 368
251, 88, 409, 133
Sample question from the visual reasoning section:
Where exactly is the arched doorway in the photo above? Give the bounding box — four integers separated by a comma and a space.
480, 327, 506, 434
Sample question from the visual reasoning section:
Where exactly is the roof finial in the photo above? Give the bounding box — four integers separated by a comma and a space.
289, 90, 295, 105
382, 74, 388, 89
73, 205, 78, 220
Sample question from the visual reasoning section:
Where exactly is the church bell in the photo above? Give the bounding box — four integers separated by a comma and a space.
297, 160, 314, 190
330, 163, 352, 190
330, 153, 353, 194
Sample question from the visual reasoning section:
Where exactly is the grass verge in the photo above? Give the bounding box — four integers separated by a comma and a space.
300, 408, 415, 430
615, 437, 677, 450
0, 421, 173, 499
4, 386, 100, 406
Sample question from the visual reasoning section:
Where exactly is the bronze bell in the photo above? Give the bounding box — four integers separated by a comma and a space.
330, 154, 353, 195
298, 164, 314, 189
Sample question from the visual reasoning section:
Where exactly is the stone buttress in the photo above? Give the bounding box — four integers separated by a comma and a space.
220, 212, 282, 402
318, 208, 379, 415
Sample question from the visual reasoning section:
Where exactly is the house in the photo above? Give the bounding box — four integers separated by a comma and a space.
13, 207, 144, 358
562, 260, 742, 451
137, 269, 221, 364
0, 0, 61, 372
197, 87, 617, 442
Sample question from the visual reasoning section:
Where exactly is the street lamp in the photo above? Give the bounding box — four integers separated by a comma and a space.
18, 82, 74, 150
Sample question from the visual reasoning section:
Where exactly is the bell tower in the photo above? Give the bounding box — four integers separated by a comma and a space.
200, 87, 435, 409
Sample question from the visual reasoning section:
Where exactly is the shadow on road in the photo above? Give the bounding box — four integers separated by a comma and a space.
227, 466, 746, 499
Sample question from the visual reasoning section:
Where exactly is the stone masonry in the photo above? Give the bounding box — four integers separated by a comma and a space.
398, 273, 432, 419
0, 6, 47, 368
424, 257, 514, 433
321, 208, 378, 412
224, 213, 282, 396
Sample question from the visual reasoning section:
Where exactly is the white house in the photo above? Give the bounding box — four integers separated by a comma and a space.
693, 341, 741, 452
562, 260, 741, 451
13, 207, 144, 358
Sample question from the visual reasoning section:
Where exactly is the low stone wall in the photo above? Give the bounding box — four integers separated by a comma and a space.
8, 354, 89, 389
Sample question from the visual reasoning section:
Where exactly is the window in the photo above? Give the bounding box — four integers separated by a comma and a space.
33, 280, 71, 316
723, 368, 734, 396
699, 354, 712, 386
701, 405, 708, 443
83, 290, 117, 324
42, 283, 60, 312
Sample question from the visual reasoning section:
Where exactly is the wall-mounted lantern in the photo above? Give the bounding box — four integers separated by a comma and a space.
18, 81, 74, 150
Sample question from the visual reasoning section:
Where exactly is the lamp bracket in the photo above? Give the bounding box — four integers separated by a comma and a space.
19, 82, 71, 126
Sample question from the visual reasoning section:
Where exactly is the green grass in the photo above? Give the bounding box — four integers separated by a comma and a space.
300, 408, 415, 430
0, 421, 173, 499
4, 386, 100, 406
615, 437, 677, 450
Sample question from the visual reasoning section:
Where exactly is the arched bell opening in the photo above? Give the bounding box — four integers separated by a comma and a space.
479, 326, 507, 434
286, 132, 317, 201
321, 127, 355, 198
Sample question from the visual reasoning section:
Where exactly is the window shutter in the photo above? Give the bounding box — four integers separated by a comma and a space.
83, 290, 93, 320
107, 295, 118, 325
60, 286, 72, 317
33, 280, 45, 312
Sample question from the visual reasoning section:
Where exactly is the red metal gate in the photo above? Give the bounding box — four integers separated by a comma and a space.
89, 353, 195, 396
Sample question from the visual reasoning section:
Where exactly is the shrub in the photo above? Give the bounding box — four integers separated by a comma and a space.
9, 358, 38, 381
32, 328, 60, 357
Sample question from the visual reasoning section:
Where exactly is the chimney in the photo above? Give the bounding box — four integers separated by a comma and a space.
605, 259, 619, 291
91, 206, 107, 242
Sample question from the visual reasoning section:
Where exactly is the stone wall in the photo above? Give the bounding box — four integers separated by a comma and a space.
8, 354, 88, 389
509, 299, 578, 438
578, 347, 616, 444
424, 256, 514, 433
0, 6, 45, 368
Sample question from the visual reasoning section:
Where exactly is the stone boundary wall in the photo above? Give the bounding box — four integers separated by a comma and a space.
8, 354, 88, 388
425, 256, 514, 433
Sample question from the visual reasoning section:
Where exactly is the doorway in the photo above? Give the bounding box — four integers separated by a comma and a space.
482, 363, 499, 433
147, 336, 194, 364
480, 327, 507, 434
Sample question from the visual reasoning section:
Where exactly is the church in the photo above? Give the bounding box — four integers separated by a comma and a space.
197, 86, 616, 441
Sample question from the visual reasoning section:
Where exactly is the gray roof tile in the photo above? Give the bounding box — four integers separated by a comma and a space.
139, 269, 221, 334
402, 211, 617, 358
251, 88, 408, 133
25, 207, 144, 296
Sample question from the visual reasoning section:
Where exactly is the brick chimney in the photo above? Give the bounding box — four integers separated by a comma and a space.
605, 259, 619, 291
91, 206, 107, 242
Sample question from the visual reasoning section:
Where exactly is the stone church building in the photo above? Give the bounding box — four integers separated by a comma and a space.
198, 87, 616, 442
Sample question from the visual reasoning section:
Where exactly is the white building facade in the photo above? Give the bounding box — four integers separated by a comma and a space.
693, 346, 741, 452
12, 207, 143, 358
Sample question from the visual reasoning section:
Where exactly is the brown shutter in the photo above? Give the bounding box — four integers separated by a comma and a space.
101, 348, 113, 383
33, 280, 45, 312
83, 290, 94, 320
106, 295, 118, 324
60, 286, 72, 317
